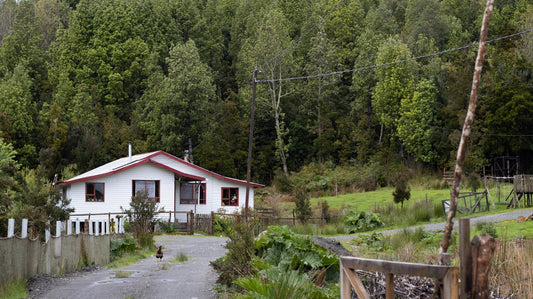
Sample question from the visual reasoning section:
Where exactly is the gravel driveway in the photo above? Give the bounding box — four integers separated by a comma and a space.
29, 235, 228, 299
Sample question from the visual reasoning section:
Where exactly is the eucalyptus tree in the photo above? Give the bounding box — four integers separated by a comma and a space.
238, 5, 295, 175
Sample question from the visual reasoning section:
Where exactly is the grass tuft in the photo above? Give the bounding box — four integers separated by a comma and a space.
0, 280, 28, 299
172, 252, 189, 263
113, 270, 135, 278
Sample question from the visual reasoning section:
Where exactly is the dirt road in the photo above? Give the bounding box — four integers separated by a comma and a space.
36, 235, 228, 299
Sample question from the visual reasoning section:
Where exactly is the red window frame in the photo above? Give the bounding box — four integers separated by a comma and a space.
86, 182, 105, 202
221, 187, 239, 206
132, 180, 160, 202
180, 183, 206, 205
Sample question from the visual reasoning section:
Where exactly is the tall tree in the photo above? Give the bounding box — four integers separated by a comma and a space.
397, 79, 440, 163
0, 63, 37, 166
238, 5, 294, 175
137, 39, 216, 156
304, 25, 341, 162
372, 37, 417, 138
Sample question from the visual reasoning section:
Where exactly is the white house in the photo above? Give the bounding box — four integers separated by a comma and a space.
58, 150, 262, 223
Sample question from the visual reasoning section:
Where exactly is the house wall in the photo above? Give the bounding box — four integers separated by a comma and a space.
152, 155, 254, 217
67, 164, 175, 220
67, 155, 255, 222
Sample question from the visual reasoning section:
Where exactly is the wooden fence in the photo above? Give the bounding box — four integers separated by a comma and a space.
68, 210, 194, 235
340, 218, 495, 298
340, 257, 458, 299
441, 191, 490, 216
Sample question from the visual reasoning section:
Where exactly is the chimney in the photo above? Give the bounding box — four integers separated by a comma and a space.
128, 141, 132, 162
184, 150, 190, 163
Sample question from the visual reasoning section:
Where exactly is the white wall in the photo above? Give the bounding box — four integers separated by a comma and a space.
67, 164, 175, 220
67, 154, 256, 221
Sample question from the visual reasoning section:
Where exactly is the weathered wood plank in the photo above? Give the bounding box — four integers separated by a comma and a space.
385, 273, 394, 299
340, 257, 452, 279
341, 262, 370, 299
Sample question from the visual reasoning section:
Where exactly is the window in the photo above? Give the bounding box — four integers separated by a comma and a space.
132, 180, 160, 202
180, 183, 206, 205
221, 188, 238, 206
86, 183, 104, 202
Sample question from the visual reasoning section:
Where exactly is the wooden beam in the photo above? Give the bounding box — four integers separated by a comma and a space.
460, 218, 473, 298
340, 257, 452, 279
385, 273, 394, 299
341, 263, 370, 299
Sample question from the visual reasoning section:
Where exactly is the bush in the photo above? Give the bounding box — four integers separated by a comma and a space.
121, 190, 161, 248
210, 223, 256, 286
343, 211, 384, 233
476, 222, 498, 238
294, 186, 312, 224
392, 173, 411, 208
213, 215, 236, 234
110, 237, 139, 260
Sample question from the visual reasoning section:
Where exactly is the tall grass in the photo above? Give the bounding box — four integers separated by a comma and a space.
0, 280, 27, 299
374, 199, 444, 227
490, 239, 533, 297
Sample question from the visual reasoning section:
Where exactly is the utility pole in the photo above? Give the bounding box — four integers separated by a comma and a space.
440, 0, 494, 256
244, 68, 258, 224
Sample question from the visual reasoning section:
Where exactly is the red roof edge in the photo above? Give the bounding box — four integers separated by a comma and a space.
57, 150, 263, 188
148, 151, 264, 188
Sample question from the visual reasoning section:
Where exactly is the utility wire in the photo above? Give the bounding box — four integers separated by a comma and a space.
256, 29, 533, 83
258, 0, 346, 71
429, 126, 533, 137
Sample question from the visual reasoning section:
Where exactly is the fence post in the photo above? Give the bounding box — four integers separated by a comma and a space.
89, 220, 93, 235
67, 219, 72, 235
76, 218, 80, 234
472, 234, 496, 299
385, 273, 394, 298
21, 218, 28, 238
210, 211, 215, 235
7, 218, 15, 237
460, 218, 472, 298
56, 221, 62, 237
189, 210, 194, 235
45, 221, 50, 242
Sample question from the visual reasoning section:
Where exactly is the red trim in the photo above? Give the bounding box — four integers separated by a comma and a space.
149, 151, 263, 188
148, 159, 205, 181
58, 150, 262, 188
85, 182, 105, 202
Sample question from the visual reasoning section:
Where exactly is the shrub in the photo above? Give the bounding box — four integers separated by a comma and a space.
110, 237, 139, 260
294, 186, 312, 224
392, 173, 411, 208
476, 222, 498, 238
210, 223, 256, 286
213, 215, 236, 234
343, 211, 384, 233
121, 190, 161, 248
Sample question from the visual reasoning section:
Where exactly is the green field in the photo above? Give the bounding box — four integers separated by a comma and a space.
309, 187, 451, 212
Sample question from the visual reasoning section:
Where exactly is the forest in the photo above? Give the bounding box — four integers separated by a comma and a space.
0, 0, 532, 187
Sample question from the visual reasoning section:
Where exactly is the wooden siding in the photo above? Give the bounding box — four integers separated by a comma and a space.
67, 156, 254, 220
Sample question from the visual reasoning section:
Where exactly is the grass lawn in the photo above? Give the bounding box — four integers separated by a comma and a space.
309, 187, 451, 211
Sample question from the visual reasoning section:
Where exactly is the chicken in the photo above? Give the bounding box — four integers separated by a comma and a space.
156, 245, 163, 262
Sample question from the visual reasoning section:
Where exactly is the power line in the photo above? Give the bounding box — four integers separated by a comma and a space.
429, 126, 533, 137
256, 29, 533, 83
258, 0, 346, 71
